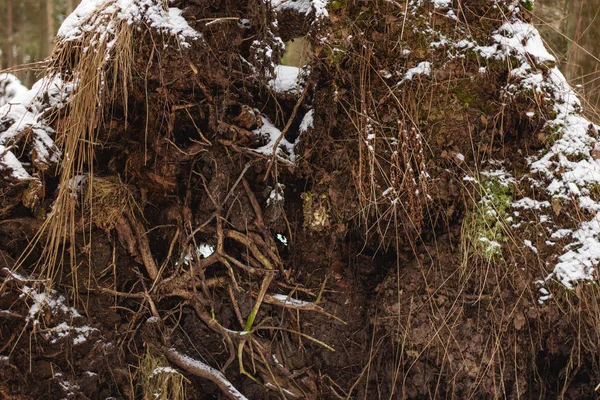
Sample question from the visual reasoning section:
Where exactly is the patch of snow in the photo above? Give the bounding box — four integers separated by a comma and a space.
430, 0, 451, 7
58, 0, 199, 47
481, 168, 515, 186
269, 65, 301, 94
267, 183, 285, 205
197, 243, 215, 259
538, 286, 551, 304
21, 285, 82, 322
0, 73, 28, 107
45, 322, 97, 344
549, 213, 600, 288
299, 109, 314, 134
251, 116, 295, 158
524, 239, 538, 254
401, 61, 432, 81
0, 77, 71, 180
271, 293, 315, 307
272, 0, 329, 19
275, 233, 288, 246
512, 197, 550, 210
151, 366, 179, 376
551, 229, 572, 239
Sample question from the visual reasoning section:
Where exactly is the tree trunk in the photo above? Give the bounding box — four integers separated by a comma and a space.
565, 0, 600, 106
6, 0, 14, 68
46, 0, 54, 54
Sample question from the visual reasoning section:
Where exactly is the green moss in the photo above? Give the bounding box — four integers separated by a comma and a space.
302, 192, 331, 231
538, 123, 563, 146
589, 184, 600, 202
462, 176, 514, 262
323, 45, 345, 67
330, 0, 345, 11
452, 85, 475, 108
520, 0, 534, 12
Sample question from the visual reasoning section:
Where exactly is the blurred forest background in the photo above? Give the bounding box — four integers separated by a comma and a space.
0, 0, 79, 87
0, 0, 599, 109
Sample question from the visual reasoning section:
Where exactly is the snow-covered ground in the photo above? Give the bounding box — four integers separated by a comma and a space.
0, 73, 27, 107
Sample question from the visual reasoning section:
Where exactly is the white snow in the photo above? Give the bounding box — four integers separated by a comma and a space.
45, 322, 97, 344
250, 116, 295, 157
16, 281, 97, 345
21, 285, 82, 322
0, 77, 70, 180
275, 233, 288, 246
267, 183, 285, 205
269, 65, 301, 94
151, 366, 179, 376
431, 0, 451, 7
299, 109, 314, 133
550, 213, 600, 287
271, 293, 315, 307
524, 239, 538, 254
468, 15, 600, 288
272, 0, 329, 19
402, 61, 432, 81
58, 0, 199, 46
0, 73, 28, 107
512, 198, 550, 210
197, 244, 215, 258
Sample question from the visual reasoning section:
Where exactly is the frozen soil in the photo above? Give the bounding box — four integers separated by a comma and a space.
1, 0, 600, 399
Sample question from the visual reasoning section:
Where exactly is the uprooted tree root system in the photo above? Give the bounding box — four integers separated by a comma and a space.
1, 0, 600, 398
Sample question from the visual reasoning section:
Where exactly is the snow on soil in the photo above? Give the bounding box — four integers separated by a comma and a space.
58, 0, 199, 46
402, 61, 432, 81
474, 14, 600, 289
299, 109, 314, 133
415, 3, 600, 290
251, 116, 295, 158
0, 77, 72, 180
269, 65, 301, 94
0, 73, 28, 107
19, 284, 96, 345
271, 0, 329, 19
1, 1, 199, 181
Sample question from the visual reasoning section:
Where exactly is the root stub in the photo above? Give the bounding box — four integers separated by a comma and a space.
164, 348, 249, 400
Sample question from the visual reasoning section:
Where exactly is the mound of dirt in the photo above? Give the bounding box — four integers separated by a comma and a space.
1, 0, 600, 399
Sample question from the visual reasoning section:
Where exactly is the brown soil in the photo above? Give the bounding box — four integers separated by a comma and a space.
1, 0, 599, 399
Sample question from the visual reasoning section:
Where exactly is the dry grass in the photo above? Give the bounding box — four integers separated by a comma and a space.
83, 176, 138, 232
139, 346, 187, 400
15, 3, 135, 288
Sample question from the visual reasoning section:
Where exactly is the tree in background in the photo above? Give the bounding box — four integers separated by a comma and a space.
0, 0, 81, 87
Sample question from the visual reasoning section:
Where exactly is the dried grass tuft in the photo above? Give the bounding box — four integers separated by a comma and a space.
18, 2, 136, 287
139, 347, 187, 400
83, 176, 138, 232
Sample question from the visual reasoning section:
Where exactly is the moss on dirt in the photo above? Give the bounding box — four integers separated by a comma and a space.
463, 175, 514, 262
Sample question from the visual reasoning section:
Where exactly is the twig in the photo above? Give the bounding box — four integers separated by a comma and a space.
263, 293, 346, 324
185, 162, 254, 244
127, 211, 158, 280
263, 84, 310, 180
163, 347, 249, 400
